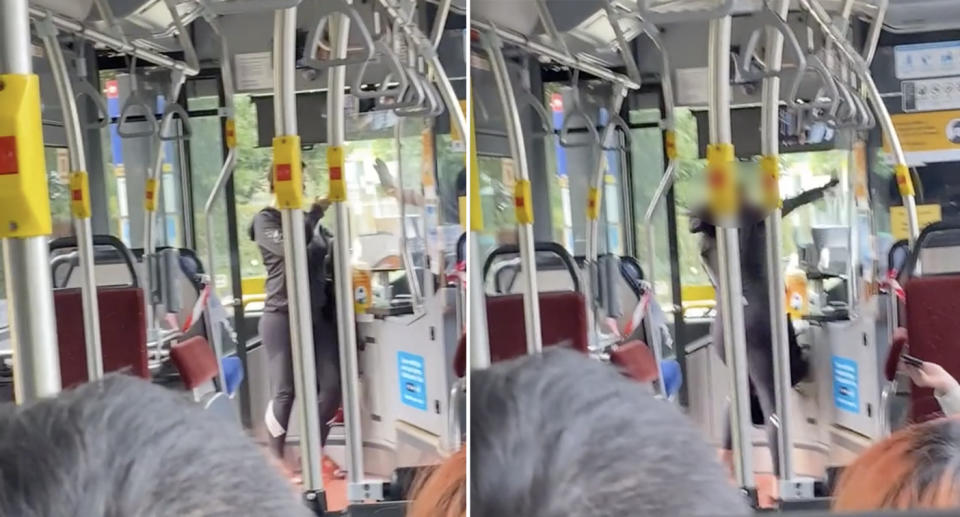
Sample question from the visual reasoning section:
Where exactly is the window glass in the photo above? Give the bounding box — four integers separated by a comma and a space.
629, 116, 672, 307
46, 147, 74, 239
233, 96, 459, 300
671, 107, 846, 312
188, 115, 230, 295
99, 70, 185, 249
476, 154, 517, 260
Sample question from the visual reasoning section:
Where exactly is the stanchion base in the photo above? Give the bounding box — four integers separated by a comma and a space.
303, 489, 328, 516
741, 487, 759, 510
780, 477, 817, 501
348, 480, 385, 503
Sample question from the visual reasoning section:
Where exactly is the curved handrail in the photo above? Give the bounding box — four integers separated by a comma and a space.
117, 58, 159, 139
601, 0, 642, 84
737, 5, 806, 82
301, 0, 375, 71
49, 234, 140, 288
387, 70, 428, 114
787, 54, 839, 116
74, 80, 109, 130
352, 38, 408, 100
559, 70, 601, 148
601, 112, 631, 151
159, 102, 192, 141
482, 242, 582, 293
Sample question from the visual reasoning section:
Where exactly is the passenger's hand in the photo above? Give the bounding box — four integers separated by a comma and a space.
374, 158, 395, 191
825, 177, 840, 189
906, 361, 960, 395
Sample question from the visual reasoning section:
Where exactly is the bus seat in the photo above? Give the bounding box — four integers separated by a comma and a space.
905, 275, 960, 423
55, 286, 148, 389
485, 291, 588, 363
222, 356, 244, 397
170, 336, 219, 390
609, 341, 658, 382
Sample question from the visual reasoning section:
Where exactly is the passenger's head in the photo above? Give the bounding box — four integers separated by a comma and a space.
407, 449, 466, 517
0, 374, 310, 517
471, 348, 749, 517
834, 417, 960, 511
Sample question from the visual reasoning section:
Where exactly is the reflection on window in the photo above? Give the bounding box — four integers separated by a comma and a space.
99, 70, 185, 250
232, 95, 463, 296
476, 155, 517, 259
629, 116, 672, 307
670, 107, 846, 310
46, 147, 74, 239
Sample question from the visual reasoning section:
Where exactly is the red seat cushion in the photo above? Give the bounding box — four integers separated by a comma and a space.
55, 287, 148, 389
884, 327, 909, 382
454, 333, 467, 378
486, 291, 588, 364
170, 336, 219, 390
609, 341, 658, 383
906, 275, 960, 422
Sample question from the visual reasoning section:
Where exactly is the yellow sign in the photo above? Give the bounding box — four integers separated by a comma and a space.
890, 204, 942, 241
883, 110, 960, 163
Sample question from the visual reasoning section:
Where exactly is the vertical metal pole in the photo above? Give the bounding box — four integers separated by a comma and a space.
585, 86, 627, 348
484, 32, 542, 355
708, 15, 755, 493
760, 0, 795, 485
274, 6, 325, 497
39, 21, 104, 381
203, 149, 236, 394
394, 123, 424, 306
636, 29, 679, 398
326, 5, 367, 499
1, 0, 62, 402
143, 72, 186, 338
468, 88, 491, 368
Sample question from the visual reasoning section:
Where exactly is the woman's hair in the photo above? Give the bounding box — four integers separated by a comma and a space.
406, 449, 466, 517
471, 348, 748, 517
834, 417, 960, 511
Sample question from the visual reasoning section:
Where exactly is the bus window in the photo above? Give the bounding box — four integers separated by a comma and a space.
99, 70, 186, 249
476, 154, 518, 259
629, 117, 672, 307
188, 113, 231, 311
47, 146, 74, 239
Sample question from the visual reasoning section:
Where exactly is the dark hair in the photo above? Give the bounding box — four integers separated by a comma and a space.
0, 375, 310, 516
471, 349, 749, 517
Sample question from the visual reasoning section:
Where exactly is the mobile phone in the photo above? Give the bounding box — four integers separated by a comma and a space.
901, 354, 924, 367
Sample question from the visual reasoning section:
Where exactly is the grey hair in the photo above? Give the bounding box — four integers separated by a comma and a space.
0, 374, 311, 517
470, 348, 749, 517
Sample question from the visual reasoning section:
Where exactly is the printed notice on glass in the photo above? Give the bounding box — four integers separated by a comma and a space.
895, 41, 960, 80
234, 52, 274, 92
902, 76, 960, 112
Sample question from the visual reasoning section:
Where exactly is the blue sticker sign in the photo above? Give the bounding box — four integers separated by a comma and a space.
398, 351, 427, 411
832, 356, 860, 414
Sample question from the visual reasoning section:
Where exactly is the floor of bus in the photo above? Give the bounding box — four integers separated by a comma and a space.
273, 442, 349, 511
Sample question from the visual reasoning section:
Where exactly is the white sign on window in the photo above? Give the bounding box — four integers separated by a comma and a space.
902, 76, 960, 112
676, 67, 709, 106
234, 52, 274, 92
895, 41, 960, 80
